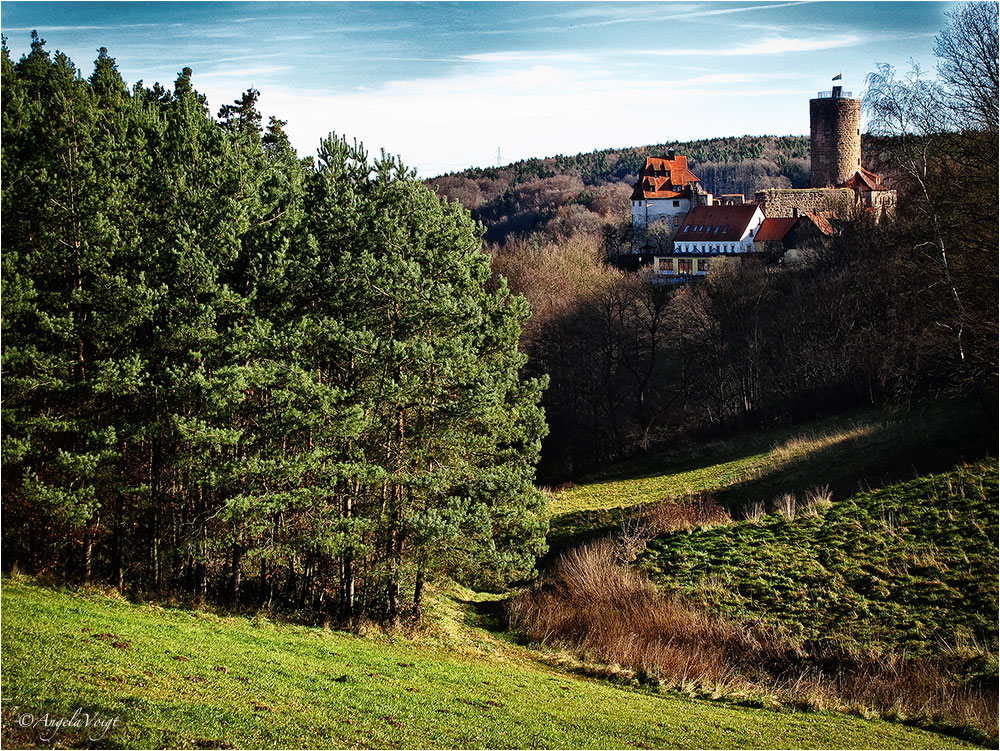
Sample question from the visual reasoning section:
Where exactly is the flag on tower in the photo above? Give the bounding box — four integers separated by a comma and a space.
832, 73, 842, 81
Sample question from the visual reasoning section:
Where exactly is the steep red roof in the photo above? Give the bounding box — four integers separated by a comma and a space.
676, 204, 764, 242
801, 211, 835, 236
754, 217, 798, 243
837, 167, 889, 192
630, 155, 701, 200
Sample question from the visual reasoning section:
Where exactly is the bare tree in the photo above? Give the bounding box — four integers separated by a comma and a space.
864, 1, 998, 382
934, 2, 999, 133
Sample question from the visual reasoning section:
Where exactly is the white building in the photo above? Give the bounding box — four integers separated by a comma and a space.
654, 203, 766, 279
630, 149, 703, 253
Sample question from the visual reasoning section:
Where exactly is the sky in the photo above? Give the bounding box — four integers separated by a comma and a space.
1, 1, 955, 177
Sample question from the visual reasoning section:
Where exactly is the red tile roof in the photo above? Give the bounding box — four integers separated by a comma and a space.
630, 155, 701, 200
754, 217, 798, 243
676, 204, 763, 242
837, 167, 889, 191
801, 210, 836, 236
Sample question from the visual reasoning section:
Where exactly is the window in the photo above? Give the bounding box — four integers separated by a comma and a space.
698, 259, 709, 273
677, 259, 693, 274
672, 200, 680, 207
673, 216, 680, 227
659, 258, 674, 274
714, 226, 720, 233
723, 225, 729, 232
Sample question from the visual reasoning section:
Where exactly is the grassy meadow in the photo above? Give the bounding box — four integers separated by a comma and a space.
640, 460, 999, 658
3, 401, 995, 749
1, 578, 981, 750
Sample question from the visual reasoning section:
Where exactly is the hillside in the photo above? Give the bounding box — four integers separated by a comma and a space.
0, 578, 983, 750
546, 400, 992, 550
428, 135, 811, 245
516, 406, 997, 745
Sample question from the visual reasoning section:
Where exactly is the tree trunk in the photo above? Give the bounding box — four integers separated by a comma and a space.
83, 534, 93, 587
196, 486, 207, 604
231, 541, 242, 607
412, 564, 425, 622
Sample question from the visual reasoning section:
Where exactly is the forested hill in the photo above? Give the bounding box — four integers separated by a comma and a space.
427, 135, 811, 244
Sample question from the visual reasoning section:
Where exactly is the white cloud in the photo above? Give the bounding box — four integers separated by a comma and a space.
459, 51, 592, 64
635, 34, 864, 57
197, 66, 292, 80
191, 61, 809, 178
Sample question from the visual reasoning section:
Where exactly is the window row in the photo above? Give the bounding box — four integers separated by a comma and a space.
680, 223, 729, 234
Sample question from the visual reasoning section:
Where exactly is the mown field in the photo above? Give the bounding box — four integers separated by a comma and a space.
0, 579, 983, 750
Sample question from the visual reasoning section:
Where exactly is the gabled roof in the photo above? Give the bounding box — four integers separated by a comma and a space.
676, 204, 764, 242
801, 210, 836, 236
837, 167, 889, 192
753, 217, 798, 243
630, 155, 701, 200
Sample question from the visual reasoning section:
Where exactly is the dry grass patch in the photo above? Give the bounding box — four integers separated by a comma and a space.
510, 537, 998, 745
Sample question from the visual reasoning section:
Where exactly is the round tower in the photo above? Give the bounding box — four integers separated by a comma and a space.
809, 85, 861, 187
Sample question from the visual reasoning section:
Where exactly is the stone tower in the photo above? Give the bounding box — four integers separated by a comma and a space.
809, 85, 861, 187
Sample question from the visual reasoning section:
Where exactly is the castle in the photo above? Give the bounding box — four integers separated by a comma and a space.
630, 83, 897, 278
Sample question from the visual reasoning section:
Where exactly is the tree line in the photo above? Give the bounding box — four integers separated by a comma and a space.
1, 36, 548, 623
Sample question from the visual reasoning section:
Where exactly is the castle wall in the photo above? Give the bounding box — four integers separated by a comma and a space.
631, 198, 690, 251
754, 188, 855, 218
809, 96, 861, 187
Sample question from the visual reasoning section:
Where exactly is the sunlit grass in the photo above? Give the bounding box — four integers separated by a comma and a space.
1, 578, 982, 749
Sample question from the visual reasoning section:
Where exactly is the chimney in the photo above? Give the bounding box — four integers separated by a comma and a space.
832, 85, 842, 98
667, 147, 676, 161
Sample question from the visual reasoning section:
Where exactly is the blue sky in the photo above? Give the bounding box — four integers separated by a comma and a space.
2, 2, 954, 177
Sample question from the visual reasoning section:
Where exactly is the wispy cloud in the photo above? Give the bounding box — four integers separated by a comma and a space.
197, 66, 292, 80
665, 1, 817, 19
684, 71, 804, 85
636, 33, 864, 57
3, 24, 158, 32
459, 51, 592, 64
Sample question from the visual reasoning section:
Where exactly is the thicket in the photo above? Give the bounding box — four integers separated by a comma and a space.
1, 36, 548, 623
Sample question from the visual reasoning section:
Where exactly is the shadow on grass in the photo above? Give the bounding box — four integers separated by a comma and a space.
715, 399, 994, 518
544, 399, 994, 564
461, 597, 510, 636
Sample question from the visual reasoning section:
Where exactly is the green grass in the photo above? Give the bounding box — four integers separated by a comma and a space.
0, 578, 984, 749
547, 401, 991, 547
638, 460, 999, 662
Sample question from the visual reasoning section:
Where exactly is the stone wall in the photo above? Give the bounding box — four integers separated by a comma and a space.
809, 96, 861, 187
754, 188, 855, 218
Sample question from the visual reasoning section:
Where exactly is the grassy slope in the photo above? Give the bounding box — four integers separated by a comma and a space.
639, 460, 999, 659
0, 579, 979, 750
547, 401, 991, 547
